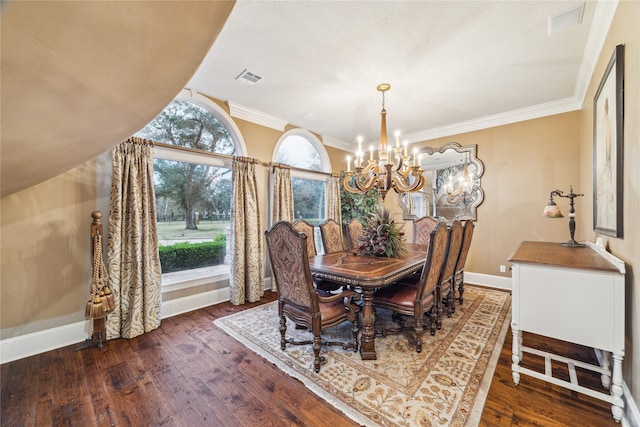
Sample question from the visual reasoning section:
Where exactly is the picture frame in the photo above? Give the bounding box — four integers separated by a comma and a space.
593, 44, 624, 238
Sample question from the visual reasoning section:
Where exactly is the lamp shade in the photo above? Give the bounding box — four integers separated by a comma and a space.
542, 202, 564, 218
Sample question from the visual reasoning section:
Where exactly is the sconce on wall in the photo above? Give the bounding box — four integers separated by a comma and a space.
542, 185, 585, 247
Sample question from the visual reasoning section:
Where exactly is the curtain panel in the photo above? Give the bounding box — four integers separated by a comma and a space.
230, 156, 264, 305
272, 163, 294, 223
106, 137, 162, 340
327, 174, 342, 225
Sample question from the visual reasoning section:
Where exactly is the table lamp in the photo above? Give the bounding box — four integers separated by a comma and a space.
542, 185, 585, 247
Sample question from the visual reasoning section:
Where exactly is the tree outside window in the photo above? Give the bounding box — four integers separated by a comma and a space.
135, 100, 235, 273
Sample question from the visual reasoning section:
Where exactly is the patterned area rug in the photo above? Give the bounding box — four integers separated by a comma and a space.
214, 286, 511, 427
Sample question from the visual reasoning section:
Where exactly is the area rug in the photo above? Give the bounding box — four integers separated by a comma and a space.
214, 286, 511, 427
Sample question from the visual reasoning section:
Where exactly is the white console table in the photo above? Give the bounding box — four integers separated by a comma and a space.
509, 240, 625, 422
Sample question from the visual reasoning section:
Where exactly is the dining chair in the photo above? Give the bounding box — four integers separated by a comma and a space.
292, 219, 317, 258
293, 219, 342, 293
454, 220, 475, 305
373, 222, 449, 352
319, 219, 344, 254
437, 220, 464, 324
345, 218, 364, 251
264, 221, 361, 373
413, 216, 440, 245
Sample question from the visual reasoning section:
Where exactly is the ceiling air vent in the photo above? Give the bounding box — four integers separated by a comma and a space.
548, 3, 584, 35
235, 69, 262, 85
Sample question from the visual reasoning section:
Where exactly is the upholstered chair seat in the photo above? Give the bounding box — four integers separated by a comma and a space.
265, 220, 361, 372
373, 222, 449, 352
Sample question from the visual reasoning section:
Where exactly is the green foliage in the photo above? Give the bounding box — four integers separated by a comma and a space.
292, 177, 325, 222
340, 173, 381, 224
135, 100, 234, 230
358, 208, 407, 258
158, 233, 226, 273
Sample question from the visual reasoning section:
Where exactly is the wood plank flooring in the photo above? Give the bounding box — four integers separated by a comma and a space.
1, 288, 618, 426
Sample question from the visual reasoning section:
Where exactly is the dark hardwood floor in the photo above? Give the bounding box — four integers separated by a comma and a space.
1, 288, 618, 426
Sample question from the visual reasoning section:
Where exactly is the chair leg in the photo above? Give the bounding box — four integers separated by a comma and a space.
313, 335, 322, 373
280, 315, 287, 350
429, 308, 438, 336
414, 318, 424, 353
448, 290, 456, 315
351, 316, 359, 353
458, 280, 464, 305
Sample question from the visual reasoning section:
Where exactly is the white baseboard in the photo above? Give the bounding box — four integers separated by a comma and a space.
465, 271, 512, 291
0, 321, 88, 364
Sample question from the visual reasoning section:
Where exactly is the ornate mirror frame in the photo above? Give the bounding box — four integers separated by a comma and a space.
399, 142, 484, 222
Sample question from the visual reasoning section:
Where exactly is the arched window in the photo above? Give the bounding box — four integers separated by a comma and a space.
273, 130, 332, 251
135, 90, 242, 282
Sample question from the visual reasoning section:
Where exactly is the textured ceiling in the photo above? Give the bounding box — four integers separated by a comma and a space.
188, 1, 611, 150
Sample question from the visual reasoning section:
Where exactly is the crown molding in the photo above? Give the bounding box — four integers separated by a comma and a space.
405, 96, 582, 143
574, 0, 619, 106
321, 134, 352, 152
226, 101, 288, 131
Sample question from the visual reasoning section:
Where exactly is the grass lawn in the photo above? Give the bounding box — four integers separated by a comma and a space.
157, 220, 230, 243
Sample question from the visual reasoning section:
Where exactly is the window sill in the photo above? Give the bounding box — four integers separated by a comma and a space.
161, 265, 230, 294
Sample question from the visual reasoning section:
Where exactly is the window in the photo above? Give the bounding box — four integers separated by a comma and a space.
274, 130, 331, 252
135, 90, 244, 287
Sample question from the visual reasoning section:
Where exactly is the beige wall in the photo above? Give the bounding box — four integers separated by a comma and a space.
578, 0, 639, 408
407, 112, 581, 276
1, 161, 99, 335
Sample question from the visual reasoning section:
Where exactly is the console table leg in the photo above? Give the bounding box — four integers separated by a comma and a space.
610, 353, 624, 423
601, 350, 612, 390
511, 326, 521, 385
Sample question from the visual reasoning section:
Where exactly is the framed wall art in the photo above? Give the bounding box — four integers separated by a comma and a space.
593, 44, 624, 238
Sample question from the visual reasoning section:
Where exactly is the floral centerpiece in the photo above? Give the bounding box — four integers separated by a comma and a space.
357, 208, 407, 258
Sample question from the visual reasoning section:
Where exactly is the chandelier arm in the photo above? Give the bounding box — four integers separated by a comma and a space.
391, 171, 425, 193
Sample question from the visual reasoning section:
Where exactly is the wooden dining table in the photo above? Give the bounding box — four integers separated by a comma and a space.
309, 243, 428, 360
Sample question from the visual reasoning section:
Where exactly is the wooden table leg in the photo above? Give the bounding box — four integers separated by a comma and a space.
359, 288, 377, 360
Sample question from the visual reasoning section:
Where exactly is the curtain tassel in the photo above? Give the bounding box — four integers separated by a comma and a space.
86, 295, 106, 320
101, 286, 115, 312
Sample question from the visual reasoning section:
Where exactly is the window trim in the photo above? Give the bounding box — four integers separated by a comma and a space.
270, 130, 332, 252
272, 128, 332, 174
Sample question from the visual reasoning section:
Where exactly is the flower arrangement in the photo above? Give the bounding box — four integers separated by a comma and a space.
357, 208, 407, 258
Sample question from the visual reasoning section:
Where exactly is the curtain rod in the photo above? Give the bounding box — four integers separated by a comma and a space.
153, 141, 335, 177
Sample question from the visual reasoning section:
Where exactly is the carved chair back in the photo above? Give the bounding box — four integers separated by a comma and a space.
438, 220, 464, 317
319, 218, 344, 254
292, 219, 317, 258
413, 216, 440, 245
345, 218, 363, 251
454, 220, 475, 304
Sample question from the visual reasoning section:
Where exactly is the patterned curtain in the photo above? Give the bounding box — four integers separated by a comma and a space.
106, 137, 162, 340
272, 163, 294, 223
327, 174, 342, 225
230, 156, 264, 305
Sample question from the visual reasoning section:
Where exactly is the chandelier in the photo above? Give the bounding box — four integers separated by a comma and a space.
343, 84, 425, 200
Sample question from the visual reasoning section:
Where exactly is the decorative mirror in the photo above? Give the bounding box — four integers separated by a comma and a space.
399, 142, 484, 221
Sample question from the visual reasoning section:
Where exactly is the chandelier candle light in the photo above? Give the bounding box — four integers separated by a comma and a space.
541, 185, 585, 247
343, 84, 425, 200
